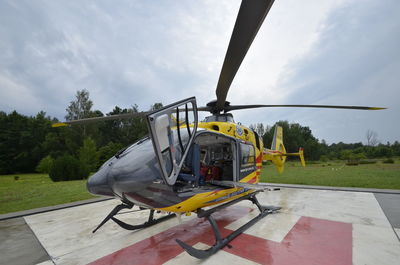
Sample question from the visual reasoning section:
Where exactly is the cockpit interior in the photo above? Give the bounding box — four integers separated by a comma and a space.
176, 132, 236, 188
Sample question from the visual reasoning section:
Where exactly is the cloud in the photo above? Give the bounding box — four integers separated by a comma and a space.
0, 0, 239, 116
237, 0, 400, 144
0, 73, 41, 112
281, 0, 400, 104
0, 0, 398, 143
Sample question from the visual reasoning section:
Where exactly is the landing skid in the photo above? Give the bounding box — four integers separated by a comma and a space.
176, 193, 281, 259
93, 203, 174, 233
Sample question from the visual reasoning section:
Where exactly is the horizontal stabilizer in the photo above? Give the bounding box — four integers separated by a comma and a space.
280, 148, 306, 167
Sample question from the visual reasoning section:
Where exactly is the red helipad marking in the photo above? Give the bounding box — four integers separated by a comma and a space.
221, 217, 352, 265
88, 207, 352, 265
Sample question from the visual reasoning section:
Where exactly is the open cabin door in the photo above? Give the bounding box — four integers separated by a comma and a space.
146, 97, 198, 185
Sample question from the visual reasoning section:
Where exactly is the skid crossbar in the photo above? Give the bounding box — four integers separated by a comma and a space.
176, 192, 281, 259
92, 203, 174, 233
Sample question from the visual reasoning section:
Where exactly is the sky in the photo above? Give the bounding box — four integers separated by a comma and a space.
0, 0, 399, 144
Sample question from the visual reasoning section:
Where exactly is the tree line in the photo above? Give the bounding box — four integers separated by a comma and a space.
0, 89, 399, 176
0, 90, 161, 177
251, 122, 400, 162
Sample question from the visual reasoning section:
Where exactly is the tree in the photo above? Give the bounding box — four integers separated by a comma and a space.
340, 150, 354, 161
99, 105, 146, 146
64, 89, 97, 144
65, 89, 93, 121
262, 121, 321, 160
42, 131, 67, 158
392, 141, 400, 156
250, 123, 267, 137
373, 144, 393, 158
0, 111, 53, 174
97, 141, 123, 168
150, 103, 163, 111
36, 155, 54, 173
49, 154, 89, 181
366, 130, 379, 146
79, 137, 99, 172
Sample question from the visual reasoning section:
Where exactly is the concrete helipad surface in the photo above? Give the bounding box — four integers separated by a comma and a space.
2, 187, 400, 265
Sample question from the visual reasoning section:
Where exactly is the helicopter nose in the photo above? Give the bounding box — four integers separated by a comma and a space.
87, 168, 114, 197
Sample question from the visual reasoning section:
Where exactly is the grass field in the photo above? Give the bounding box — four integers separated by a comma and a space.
260, 161, 400, 189
1, 161, 399, 215
0, 173, 96, 214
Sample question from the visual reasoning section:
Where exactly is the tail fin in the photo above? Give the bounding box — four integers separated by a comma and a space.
263, 126, 306, 173
299, 148, 305, 167
271, 126, 286, 153
263, 126, 286, 173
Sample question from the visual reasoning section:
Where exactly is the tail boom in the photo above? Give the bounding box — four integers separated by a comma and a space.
262, 126, 305, 173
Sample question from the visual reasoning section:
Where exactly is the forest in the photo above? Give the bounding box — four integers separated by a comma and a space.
1, 89, 399, 177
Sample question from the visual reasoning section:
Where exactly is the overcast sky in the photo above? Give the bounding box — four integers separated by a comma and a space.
1, 0, 399, 144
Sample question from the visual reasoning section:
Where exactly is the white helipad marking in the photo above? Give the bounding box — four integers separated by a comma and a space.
258, 189, 392, 228
225, 211, 300, 242
24, 188, 400, 265
164, 242, 260, 265
24, 200, 193, 265
257, 189, 400, 265
353, 224, 400, 265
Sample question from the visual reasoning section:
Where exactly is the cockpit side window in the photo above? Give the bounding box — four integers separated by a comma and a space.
239, 142, 256, 180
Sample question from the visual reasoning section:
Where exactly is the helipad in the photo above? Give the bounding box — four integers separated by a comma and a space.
1, 187, 400, 265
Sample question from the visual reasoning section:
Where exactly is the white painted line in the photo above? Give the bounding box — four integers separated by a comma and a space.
25, 199, 192, 265
258, 188, 392, 228
225, 211, 300, 243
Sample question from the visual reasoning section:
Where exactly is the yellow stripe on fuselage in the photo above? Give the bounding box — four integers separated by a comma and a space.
158, 172, 258, 213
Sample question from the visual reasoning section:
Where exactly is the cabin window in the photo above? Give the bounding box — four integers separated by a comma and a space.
239, 142, 256, 180
176, 132, 236, 187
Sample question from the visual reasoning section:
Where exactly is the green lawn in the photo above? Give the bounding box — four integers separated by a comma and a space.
1, 161, 399, 215
260, 161, 400, 189
0, 173, 96, 214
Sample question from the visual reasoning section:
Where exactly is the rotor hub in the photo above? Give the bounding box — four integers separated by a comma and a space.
206, 100, 231, 114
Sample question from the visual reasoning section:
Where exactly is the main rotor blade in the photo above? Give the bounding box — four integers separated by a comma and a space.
224, 104, 386, 112
52, 112, 147, 127
215, 0, 275, 112
197, 106, 212, 112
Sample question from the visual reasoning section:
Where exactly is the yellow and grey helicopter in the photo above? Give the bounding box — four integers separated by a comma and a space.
53, 0, 384, 259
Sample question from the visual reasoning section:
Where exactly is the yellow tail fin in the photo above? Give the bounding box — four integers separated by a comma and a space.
263, 126, 306, 173
271, 126, 286, 153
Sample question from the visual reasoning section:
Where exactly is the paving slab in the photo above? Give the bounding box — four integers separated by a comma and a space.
19, 188, 400, 265
0, 217, 50, 265
374, 193, 400, 228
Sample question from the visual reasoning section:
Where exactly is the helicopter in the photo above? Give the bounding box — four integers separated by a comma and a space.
53, 0, 384, 259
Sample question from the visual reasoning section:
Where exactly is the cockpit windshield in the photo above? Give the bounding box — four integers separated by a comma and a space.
146, 97, 198, 185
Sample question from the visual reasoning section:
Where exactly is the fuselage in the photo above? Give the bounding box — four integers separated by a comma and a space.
87, 115, 264, 214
